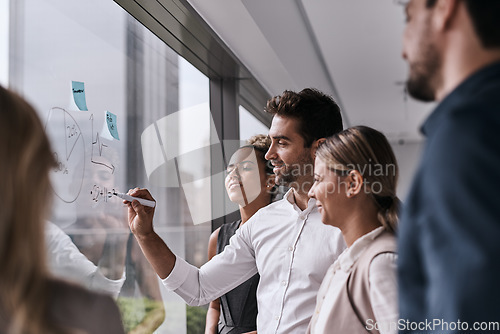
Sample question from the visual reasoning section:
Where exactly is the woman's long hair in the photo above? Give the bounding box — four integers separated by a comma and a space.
316, 126, 400, 232
0, 86, 58, 333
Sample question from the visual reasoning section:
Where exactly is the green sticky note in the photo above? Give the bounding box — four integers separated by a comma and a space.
106, 111, 120, 140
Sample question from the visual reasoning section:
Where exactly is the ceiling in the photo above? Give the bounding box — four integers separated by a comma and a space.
186, 0, 435, 143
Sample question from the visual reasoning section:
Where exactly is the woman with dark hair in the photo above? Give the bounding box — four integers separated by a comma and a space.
205, 134, 276, 334
0, 85, 124, 334
307, 126, 399, 334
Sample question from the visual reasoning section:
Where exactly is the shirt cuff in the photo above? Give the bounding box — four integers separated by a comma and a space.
90, 270, 126, 299
161, 255, 192, 291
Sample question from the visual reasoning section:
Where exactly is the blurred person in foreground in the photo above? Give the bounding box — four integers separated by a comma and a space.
126, 88, 346, 333
307, 126, 399, 334
205, 135, 275, 334
399, 0, 500, 332
0, 85, 124, 334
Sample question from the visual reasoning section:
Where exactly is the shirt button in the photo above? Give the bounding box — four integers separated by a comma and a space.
299, 214, 305, 220
275, 316, 279, 320
281, 280, 287, 286
288, 246, 294, 251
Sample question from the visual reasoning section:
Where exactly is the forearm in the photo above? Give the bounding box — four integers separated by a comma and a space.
148, 220, 257, 306
134, 231, 176, 279
160, 248, 258, 307
126, 189, 176, 279
205, 301, 220, 334
205, 230, 221, 334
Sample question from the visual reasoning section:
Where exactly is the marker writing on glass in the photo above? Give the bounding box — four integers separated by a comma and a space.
112, 192, 156, 208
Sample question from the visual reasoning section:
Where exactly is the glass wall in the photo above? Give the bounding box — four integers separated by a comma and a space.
7, 0, 215, 332
239, 105, 270, 142
0, 0, 8, 86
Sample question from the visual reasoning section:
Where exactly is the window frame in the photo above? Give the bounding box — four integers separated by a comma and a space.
114, 0, 272, 230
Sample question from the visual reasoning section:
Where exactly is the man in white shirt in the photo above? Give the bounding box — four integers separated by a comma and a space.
127, 88, 346, 333
45, 222, 126, 298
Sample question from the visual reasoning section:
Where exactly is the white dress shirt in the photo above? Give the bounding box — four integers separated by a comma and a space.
162, 189, 346, 334
45, 222, 126, 298
309, 226, 398, 334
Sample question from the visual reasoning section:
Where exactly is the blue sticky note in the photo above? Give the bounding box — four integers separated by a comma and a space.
106, 111, 120, 140
72, 81, 88, 111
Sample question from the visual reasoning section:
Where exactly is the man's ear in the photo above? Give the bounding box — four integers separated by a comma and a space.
434, 0, 460, 31
311, 138, 326, 159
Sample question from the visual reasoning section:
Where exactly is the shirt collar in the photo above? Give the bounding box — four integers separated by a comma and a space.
284, 188, 317, 216
333, 226, 385, 273
422, 60, 500, 136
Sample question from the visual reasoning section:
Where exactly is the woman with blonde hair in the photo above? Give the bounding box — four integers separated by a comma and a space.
307, 126, 399, 334
0, 85, 124, 334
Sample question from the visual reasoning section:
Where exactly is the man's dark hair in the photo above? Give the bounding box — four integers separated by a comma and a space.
426, 0, 500, 48
265, 88, 343, 147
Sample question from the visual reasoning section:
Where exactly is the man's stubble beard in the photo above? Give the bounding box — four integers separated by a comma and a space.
406, 25, 442, 102
274, 152, 314, 191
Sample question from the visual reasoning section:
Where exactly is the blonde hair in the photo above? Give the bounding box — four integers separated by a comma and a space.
316, 126, 399, 232
0, 86, 60, 333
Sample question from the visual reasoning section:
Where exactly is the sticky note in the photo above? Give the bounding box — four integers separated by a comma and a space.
105, 111, 120, 140
72, 81, 88, 111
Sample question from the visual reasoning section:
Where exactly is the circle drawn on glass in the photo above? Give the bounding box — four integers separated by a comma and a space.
45, 107, 85, 203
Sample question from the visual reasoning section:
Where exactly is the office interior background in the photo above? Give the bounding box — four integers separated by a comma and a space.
0, 0, 433, 332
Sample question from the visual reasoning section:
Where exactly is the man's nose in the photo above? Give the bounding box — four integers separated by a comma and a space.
265, 142, 276, 160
